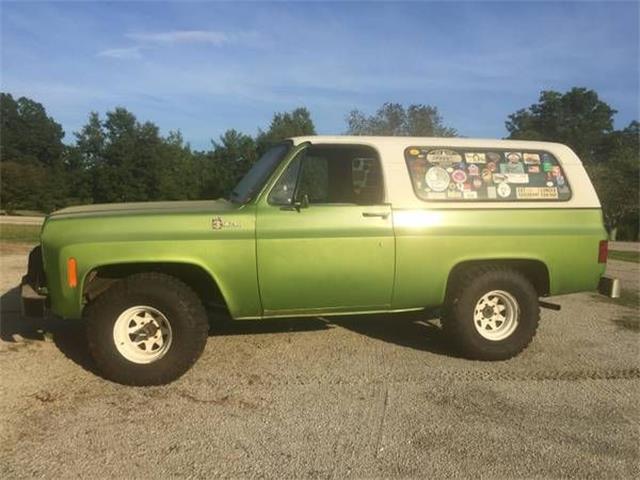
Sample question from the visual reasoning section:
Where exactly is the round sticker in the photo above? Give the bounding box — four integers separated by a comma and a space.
409, 149, 420, 156
488, 161, 497, 172
546, 181, 554, 187
451, 169, 467, 183
497, 182, 511, 198
425, 167, 450, 192
446, 167, 454, 173
487, 152, 501, 162
506, 152, 522, 163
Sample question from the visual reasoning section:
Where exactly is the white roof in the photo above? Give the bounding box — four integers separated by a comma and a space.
289, 135, 580, 163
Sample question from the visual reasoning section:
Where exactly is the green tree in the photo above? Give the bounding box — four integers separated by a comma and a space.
506, 88, 638, 239
256, 107, 316, 155
0, 93, 68, 212
346, 102, 456, 137
586, 121, 639, 239
505, 88, 616, 162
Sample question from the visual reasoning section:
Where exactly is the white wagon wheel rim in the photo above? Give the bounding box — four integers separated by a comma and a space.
113, 306, 173, 364
473, 290, 519, 341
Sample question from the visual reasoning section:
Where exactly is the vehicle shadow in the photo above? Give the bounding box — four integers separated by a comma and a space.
2, 283, 459, 376
0, 286, 101, 375
210, 309, 459, 358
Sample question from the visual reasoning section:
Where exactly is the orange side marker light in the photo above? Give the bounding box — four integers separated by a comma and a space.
67, 257, 78, 288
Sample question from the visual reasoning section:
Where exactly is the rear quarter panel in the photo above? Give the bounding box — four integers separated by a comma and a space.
392, 208, 607, 308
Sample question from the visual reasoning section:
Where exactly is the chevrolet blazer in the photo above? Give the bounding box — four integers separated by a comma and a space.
21, 136, 620, 385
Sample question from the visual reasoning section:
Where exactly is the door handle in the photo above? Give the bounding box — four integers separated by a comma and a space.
362, 212, 390, 219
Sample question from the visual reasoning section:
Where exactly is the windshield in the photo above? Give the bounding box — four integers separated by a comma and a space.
229, 142, 292, 204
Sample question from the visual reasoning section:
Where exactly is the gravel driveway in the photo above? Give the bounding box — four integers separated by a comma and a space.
1, 243, 638, 479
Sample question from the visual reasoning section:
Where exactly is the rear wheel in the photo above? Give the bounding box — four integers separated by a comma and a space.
442, 266, 540, 360
86, 273, 209, 385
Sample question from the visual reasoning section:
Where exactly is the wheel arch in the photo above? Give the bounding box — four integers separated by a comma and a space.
445, 258, 551, 301
82, 260, 229, 313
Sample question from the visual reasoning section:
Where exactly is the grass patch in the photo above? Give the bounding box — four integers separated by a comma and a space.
0, 224, 41, 243
608, 250, 640, 263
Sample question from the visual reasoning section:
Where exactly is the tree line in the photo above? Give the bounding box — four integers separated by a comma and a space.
0, 88, 637, 239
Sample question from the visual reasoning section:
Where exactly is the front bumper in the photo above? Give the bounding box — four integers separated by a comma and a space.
598, 276, 621, 298
21, 281, 47, 318
21, 245, 48, 318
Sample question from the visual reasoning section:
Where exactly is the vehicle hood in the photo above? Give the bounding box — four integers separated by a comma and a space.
48, 199, 237, 221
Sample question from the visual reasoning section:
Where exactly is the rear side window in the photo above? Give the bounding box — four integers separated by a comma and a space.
404, 147, 571, 201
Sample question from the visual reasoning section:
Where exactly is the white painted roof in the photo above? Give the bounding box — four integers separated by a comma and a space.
290, 135, 582, 164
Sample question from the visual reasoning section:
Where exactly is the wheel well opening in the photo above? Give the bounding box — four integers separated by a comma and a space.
83, 263, 228, 311
446, 259, 550, 299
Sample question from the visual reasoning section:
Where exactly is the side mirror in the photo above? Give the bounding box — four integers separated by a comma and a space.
294, 193, 309, 211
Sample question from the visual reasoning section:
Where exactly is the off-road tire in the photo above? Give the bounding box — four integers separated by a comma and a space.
86, 272, 209, 385
442, 266, 540, 360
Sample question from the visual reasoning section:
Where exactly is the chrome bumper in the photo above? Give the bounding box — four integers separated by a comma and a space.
598, 276, 621, 299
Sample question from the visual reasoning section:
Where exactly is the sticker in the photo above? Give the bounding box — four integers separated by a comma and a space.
528, 165, 540, 173
487, 186, 497, 199
472, 178, 483, 189
542, 161, 553, 172
487, 152, 501, 163
468, 164, 480, 176
493, 173, 507, 183
447, 191, 462, 199
451, 169, 467, 183
426, 149, 462, 165
446, 167, 454, 173
497, 182, 512, 198
463, 191, 478, 199
552, 165, 561, 176
516, 187, 558, 200
482, 169, 493, 183
465, 152, 486, 164
546, 181, 554, 187
425, 166, 450, 192
409, 148, 420, 156
557, 175, 565, 186
506, 152, 522, 163
426, 192, 446, 200
487, 161, 497, 172
505, 173, 529, 184
523, 153, 541, 165
448, 182, 458, 191
500, 162, 525, 174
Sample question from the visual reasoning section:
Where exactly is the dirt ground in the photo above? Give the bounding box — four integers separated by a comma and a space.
0, 243, 638, 479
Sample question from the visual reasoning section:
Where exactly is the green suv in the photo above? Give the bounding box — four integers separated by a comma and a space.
21, 136, 620, 385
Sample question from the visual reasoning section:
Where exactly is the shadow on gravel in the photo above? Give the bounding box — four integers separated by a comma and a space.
0, 286, 99, 374
209, 309, 459, 358
2, 283, 459, 374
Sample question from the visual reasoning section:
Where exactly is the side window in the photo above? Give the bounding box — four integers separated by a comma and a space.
298, 155, 329, 203
269, 145, 384, 206
268, 155, 301, 205
404, 147, 571, 202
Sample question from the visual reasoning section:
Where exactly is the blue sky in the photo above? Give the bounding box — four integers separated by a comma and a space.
2, 1, 638, 150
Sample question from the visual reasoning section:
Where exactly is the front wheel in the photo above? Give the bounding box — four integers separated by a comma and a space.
86, 273, 209, 385
442, 266, 540, 360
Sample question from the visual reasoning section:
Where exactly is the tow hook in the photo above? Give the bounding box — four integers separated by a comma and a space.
539, 300, 561, 311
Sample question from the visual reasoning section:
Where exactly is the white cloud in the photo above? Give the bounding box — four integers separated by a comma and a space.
125, 30, 232, 46
97, 46, 142, 59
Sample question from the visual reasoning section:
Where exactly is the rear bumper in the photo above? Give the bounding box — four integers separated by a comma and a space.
598, 276, 621, 298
